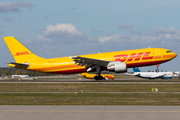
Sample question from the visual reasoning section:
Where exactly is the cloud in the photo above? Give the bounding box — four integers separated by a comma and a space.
0, 26, 4, 35
37, 23, 84, 44
0, 2, 35, 12
72, 7, 78, 10
44, 17, 48, 19
36, 35, 51, 43
0, 30, 4, 35
98, 27, 180, 49
3, 17, 13, 22
130, 30, 142, 35
92, 28, 103, 32
98, 34, 139, 50
154, 27, 177, 35
19, 19, 23, 22
43, 44, 58, 50
118, 22, 133, 29
0, 26, 5, 29
36, 25, 180, 53
22, 26, 180, 61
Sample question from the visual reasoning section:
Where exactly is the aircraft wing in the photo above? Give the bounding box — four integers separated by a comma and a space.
124, 72, 135, 75
131, 72, 141, 77
150, 74, 166, 78
7, 62, 29, 68
72, 56, 109, 72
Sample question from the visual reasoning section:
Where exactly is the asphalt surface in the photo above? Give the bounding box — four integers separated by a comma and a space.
0, 80, 180, 84
0, 75, 180, 84
0, 106, 180, 120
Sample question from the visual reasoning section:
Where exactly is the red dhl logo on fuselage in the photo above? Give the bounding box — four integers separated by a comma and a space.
114, 52, 154, 62
14, 51, 32, 56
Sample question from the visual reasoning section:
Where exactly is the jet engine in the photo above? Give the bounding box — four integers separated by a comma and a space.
107, 61, 127, 73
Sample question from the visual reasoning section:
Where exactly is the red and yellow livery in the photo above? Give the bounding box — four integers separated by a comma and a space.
3, 36, 177, 80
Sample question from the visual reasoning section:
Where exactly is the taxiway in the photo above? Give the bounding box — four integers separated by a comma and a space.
0, 106, 180, 120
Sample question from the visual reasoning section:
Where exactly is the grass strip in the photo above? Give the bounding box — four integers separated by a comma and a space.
0, 83, 180, 92
0, 93, 180, 105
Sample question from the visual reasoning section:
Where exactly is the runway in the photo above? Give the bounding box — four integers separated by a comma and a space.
0, 106, 180, 120
0, 80, 180, 84
0, 75, 180, 84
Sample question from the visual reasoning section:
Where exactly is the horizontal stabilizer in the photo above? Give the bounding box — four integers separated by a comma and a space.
7, 62, 30, 68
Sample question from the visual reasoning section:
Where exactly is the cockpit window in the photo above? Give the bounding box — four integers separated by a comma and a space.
166, 51, 172, 53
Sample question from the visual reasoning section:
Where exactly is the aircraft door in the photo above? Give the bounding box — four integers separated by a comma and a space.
155, 50, 161, 59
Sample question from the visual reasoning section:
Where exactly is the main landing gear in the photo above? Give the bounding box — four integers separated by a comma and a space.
156, 64, 159, 72
94, 75, 104, 80
94, 66, 104, 80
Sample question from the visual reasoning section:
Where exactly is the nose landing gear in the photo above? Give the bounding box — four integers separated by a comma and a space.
156, 64, 159, 72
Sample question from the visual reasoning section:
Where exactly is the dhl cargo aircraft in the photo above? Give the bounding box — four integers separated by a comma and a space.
3, 36, 177, 80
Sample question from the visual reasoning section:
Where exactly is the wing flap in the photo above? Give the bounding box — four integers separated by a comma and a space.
72, 56, 109, 72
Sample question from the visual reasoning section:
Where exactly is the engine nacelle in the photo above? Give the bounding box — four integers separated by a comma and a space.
107, 61, 127, 73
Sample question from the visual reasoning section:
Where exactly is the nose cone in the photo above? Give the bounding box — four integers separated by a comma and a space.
163, 52, 177, 60
172, 52, 177, 58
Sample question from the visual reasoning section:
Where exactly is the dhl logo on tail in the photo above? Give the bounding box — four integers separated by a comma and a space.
14, 51, 32, 56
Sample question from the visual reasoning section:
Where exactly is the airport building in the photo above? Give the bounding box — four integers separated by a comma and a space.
11, 75, 29, 78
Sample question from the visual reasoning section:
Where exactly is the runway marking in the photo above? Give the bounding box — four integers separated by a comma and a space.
0, 110, 180, 113
1, 81, 180, 84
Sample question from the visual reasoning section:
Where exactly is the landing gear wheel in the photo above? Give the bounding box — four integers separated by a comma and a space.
156, 69, 159, 72
94, 76, 99, 80
94, 76, 104, 80
104, 77, 109, 80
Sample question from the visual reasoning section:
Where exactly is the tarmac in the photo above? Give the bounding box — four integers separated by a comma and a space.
0, 81, 180, 84
0, 106, 180, 120
0, 76, 180, 120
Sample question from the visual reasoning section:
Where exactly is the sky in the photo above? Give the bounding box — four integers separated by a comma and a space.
0, 0, 180, 72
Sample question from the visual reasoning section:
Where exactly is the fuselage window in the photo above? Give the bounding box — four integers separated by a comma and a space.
166, 51, 172, 53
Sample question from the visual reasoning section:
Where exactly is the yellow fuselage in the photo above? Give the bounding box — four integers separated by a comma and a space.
9, 48, 176, 74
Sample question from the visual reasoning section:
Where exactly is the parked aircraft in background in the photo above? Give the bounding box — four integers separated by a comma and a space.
3, 36, 177, 80
81, 73, 115, 80
174, 71, 180, 79
131, 67, 174, 79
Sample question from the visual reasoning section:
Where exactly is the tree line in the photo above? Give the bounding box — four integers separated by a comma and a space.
0, 67, 54, 76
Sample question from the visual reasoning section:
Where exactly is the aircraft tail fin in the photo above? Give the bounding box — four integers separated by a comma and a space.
133, 67, 141, 72
3, 36, 45, 63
